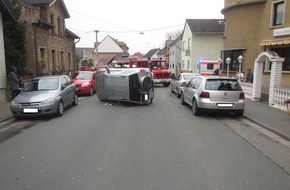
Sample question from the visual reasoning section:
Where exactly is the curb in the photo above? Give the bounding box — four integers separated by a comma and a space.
243, 114, 290, 141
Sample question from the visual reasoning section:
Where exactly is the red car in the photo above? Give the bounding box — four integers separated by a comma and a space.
72, 71, 96, 96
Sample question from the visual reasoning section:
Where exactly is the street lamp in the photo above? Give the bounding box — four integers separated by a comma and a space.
226, 57, 231, 77
218, 58, 223, 76
238, 55, 243, 81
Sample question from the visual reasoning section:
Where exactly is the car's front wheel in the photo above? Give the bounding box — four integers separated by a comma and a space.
89, 87, 93, 96
56, 101, 64, 116
192, 99, 201, 116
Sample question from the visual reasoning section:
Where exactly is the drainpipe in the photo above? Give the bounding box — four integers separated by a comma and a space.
34, 27, 39, 76
74, 37, 81, 70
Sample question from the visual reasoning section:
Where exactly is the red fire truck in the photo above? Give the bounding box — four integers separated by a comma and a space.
129, 58, 171, 87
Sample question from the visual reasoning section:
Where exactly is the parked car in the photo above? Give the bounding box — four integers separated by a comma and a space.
10, 75, 78, 118
171, 72, 200, 98
72, 71, 96, 96
96, 67, 154, 105
180, 76, 245, 116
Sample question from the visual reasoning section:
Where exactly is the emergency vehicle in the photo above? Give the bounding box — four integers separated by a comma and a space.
129, 58, 171, 87
198, 60, 220, 75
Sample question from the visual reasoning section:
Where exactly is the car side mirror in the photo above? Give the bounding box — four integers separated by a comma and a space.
61, 84, 66, 90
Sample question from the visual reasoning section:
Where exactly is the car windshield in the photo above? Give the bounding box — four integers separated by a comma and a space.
23, 78, 59, 92
183, 74, 197, 80
205, 79, 242, 91
75, 72, 92, 80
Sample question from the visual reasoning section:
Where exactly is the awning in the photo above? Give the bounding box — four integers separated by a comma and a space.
260, 39, 290, 46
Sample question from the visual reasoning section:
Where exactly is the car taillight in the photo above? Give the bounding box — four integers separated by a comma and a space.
239, 92, 245, 99
181, 82, 187, 87
200, 91, 210, 98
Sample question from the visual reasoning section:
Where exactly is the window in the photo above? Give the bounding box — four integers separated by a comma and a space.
58, 18, 63, 36
207, 63, 214, 70
50, 14, 55, 33
51, 50, 56, 69
270, 47, 290, 71
182, 41, 185, 52
187, 60, 190, 70
272, 1, 284, 27
68, 52, 72, 69
182, 60, 185, 69
222, 50, 243, 72
60, 51, 64, 71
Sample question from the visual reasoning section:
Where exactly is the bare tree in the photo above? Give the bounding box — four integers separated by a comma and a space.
166, 29, 183, 40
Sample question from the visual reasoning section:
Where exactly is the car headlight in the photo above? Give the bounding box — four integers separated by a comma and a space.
41, 98, 56, 105
81, 82, 90, 87
10, 100, 20, 107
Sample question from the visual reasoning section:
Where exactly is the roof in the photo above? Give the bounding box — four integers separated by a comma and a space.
144, 48, 161, 58
0, 0, 16, 21
185, 19, 225, 34
65, 28, 80, 39
22, 0, 70, 18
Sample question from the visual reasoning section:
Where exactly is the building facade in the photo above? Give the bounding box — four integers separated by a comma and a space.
20, 0, 79, 76
181, 19, 224, 73
222, 0, 290, 87
167, 36, 182, 75
0, 0, 16, 101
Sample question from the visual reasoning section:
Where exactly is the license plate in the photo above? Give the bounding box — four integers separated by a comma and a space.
217, 103, 233, 108
23, 108, 38, 113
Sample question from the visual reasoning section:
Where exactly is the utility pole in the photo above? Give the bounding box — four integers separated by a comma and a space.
94, 30, 99, 55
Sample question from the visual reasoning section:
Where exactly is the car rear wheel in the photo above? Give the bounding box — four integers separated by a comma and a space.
192, 99, 201, 116
180, 93, 185, 105
56, 101, 64, 116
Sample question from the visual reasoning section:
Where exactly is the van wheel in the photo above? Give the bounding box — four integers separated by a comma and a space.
57, 101, 64, 116
192, 99, 201, 116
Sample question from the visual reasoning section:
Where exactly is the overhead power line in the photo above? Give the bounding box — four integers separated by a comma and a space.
68, 9, 183, 35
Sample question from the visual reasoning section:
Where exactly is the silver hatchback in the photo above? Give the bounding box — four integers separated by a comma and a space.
180, 76, 245, 116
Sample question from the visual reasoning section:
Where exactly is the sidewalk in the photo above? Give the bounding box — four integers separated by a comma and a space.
0, 100, 12, 122
0, 99, 289, 140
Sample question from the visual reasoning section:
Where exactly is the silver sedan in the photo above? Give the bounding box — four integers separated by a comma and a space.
180, 76, 245, 116
170, 73, 200, 98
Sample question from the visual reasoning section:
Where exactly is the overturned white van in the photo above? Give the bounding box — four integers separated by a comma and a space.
96, 67, 154, 105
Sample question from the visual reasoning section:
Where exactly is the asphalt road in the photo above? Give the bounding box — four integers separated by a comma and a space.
0, 87, 289, 190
